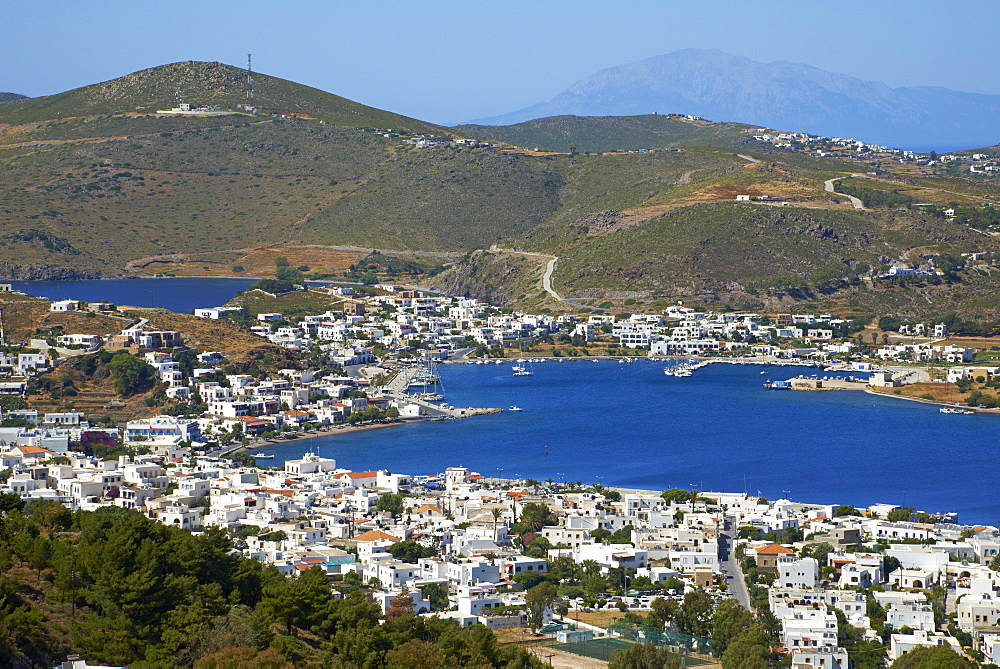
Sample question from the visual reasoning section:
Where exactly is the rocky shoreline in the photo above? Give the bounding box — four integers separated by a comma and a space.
0, 262, 107, 281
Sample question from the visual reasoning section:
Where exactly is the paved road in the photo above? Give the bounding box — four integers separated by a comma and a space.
824, 176, 865, 209
490, 247, 619, 311
718, 515, 752, 610
489, 247, 572, 305
737, 154, 761, 164
541, 256, 562, 301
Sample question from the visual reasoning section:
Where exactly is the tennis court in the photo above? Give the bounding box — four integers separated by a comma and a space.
550, 637, 710, 665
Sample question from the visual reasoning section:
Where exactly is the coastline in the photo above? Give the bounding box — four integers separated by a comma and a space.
240, 419, 421, 453
864, 387, 1000, 414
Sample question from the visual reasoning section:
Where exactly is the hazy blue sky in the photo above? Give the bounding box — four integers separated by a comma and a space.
4, 0, 998, 123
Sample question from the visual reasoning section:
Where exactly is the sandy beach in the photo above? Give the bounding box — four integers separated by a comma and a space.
240, 419, 421, 453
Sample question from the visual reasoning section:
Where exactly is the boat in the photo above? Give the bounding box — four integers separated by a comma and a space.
253, 453, 275, 459
508, 406, 523, 412
409, 353, 446, 399
416, 392, 445, 401
940, 407, 974, 415
511, 346, 535, 376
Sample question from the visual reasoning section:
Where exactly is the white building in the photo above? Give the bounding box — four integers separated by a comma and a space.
778, 557, 819, 590
889, 630, 961, 662
124, 416, 202, 452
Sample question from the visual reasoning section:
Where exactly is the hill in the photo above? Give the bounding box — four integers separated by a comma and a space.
469, 49, 1000, 152
455, 114, 765, 154
0, 92, 27, 103
0, 61, 448, 133
1, 61, 999, 323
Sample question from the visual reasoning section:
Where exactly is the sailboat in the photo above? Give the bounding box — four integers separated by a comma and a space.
511, 342, 535, 377
411, 353, 446, 400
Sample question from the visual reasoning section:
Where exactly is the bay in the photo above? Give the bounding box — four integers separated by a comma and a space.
260, 360, 999, 525
8, 277, 258, 313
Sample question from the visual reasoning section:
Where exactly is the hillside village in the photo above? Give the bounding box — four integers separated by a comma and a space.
7, 278, 1000, 455
2, 281, 1000, 665
2, 447, 999, 666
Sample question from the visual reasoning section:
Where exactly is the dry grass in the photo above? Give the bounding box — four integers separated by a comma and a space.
0, 293, 52, 344
121, 307, 290, 366
936, 336, 1000, 349
28, 361, 163, 422
872, 381, 1000, 405
154, 245, 369, 278
569, 610, 628, 628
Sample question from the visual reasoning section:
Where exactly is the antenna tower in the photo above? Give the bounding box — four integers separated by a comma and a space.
246, 53, 254, 105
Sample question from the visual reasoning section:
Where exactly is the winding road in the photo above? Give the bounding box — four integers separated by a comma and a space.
824, 175, 866, 209
541, 256, 562, 301
489, 247, 570, 304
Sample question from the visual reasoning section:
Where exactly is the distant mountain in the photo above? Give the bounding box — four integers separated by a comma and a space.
0, 92, 27, 103
468, 49, 1000, 151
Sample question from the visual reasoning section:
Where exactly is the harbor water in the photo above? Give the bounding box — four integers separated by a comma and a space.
262, 360, 999, 525
8, 277, 257, 313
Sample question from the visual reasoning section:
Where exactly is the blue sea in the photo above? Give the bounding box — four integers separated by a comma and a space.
9, 277, 258, 313
259, 360, 998, 526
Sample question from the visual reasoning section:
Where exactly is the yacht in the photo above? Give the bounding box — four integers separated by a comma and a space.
508, 406, 523, 412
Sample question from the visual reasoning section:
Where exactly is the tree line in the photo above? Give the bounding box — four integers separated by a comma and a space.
0, 497, 543, 667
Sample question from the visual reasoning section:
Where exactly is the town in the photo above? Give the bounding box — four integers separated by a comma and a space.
2, 279, 1000, 667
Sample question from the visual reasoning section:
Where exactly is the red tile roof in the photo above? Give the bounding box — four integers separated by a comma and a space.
15, 445, 50, 455
353, 530, 399, 543
414, 504, 443, 515
756, 544, 795, 555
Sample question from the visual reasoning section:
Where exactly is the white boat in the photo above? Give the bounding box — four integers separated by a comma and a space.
416, 393, 445, 401
512, 347, 536, 376
508, 406, 523, 412
940, 407, 974, 414
253, 453, 275, 459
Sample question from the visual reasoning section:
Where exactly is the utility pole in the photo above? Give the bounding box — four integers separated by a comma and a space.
246, 53, 254, 106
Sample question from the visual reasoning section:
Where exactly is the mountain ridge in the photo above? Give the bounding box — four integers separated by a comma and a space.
467, 49, 1000, 151
1, 60, 999, 323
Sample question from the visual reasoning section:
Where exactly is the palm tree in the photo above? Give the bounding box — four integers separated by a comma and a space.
491, 507, 502, 537
580, 560, 600, 579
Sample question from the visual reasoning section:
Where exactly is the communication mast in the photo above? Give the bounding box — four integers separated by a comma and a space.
246, 53, 254, 105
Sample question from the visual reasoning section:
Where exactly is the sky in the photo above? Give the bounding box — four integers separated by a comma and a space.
4, 0, 998, 124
